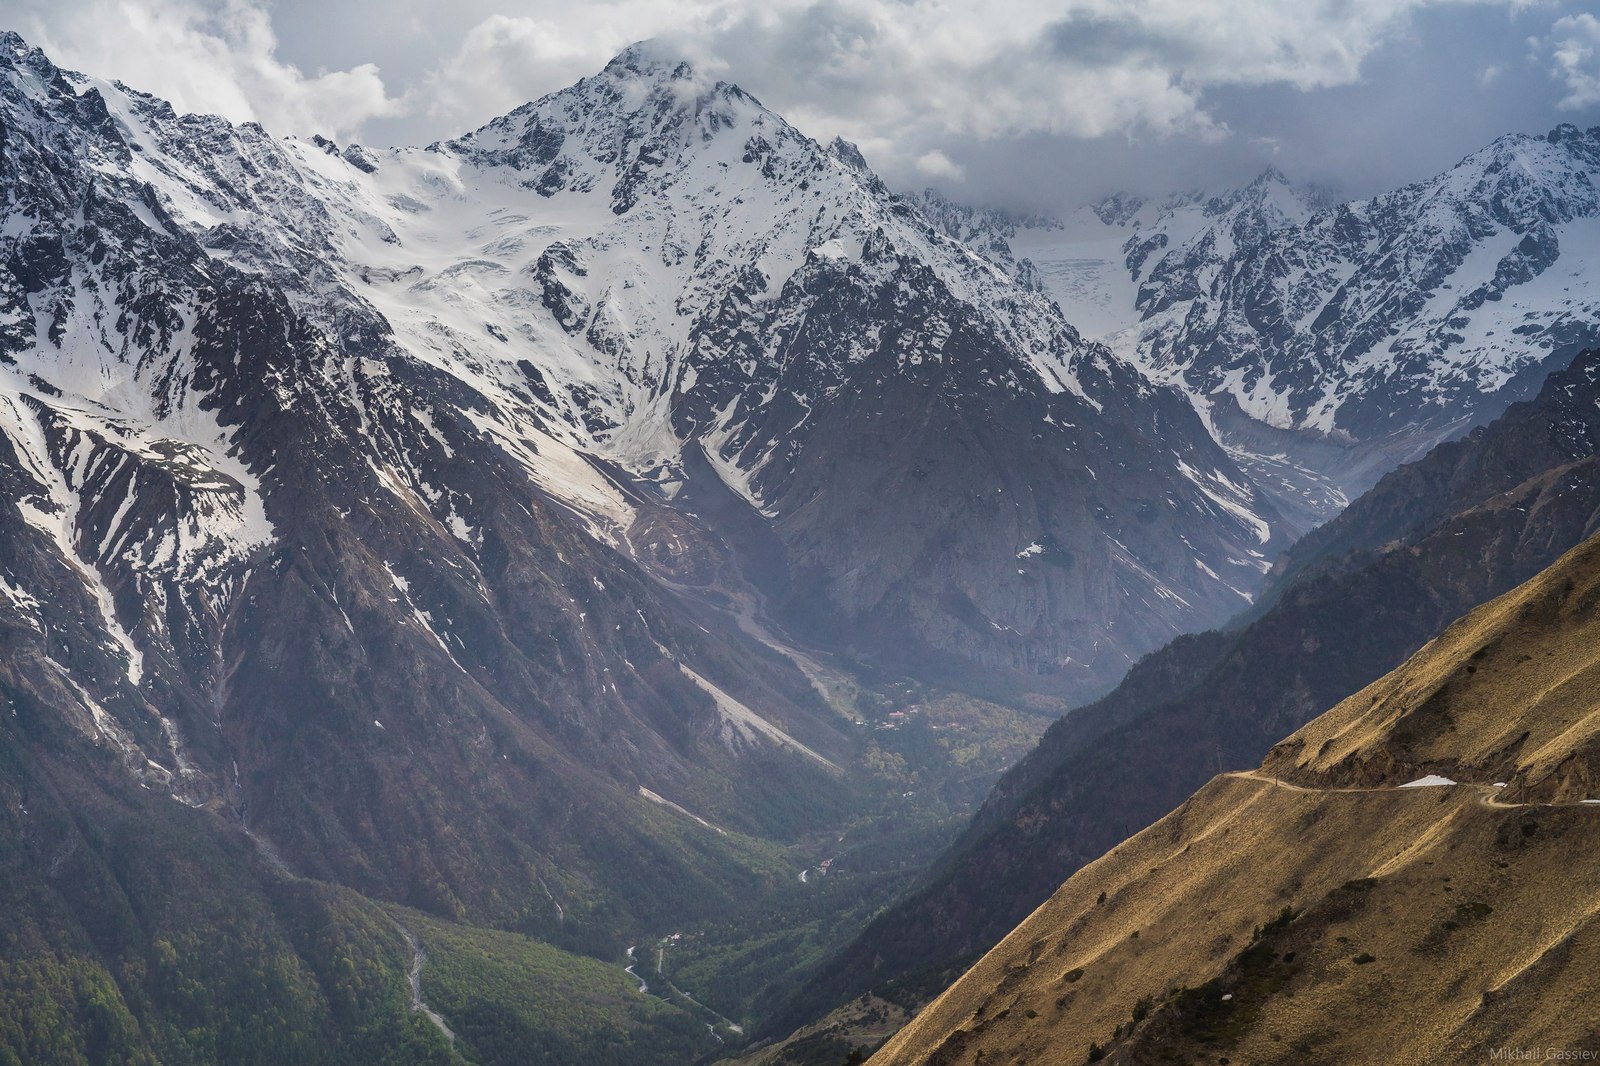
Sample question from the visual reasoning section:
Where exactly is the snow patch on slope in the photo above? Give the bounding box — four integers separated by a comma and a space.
678, 662, 838, 771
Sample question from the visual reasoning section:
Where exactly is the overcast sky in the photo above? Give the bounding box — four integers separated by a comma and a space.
11, 0, 1600, 212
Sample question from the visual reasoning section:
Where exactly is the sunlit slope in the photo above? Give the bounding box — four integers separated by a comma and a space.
874, 533, 1600, 1066
1262, 535, 1600, 804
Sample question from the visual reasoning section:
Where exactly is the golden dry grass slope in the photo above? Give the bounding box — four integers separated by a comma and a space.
872, 532, 1600, 1066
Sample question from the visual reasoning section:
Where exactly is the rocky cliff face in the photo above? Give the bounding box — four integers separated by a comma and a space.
414, 44, 1291, 687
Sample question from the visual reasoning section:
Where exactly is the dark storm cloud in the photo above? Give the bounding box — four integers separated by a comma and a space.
1040, 11, 1195, 69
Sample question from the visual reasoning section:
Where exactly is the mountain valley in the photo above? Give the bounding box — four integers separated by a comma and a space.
731, 344, 1600, 1063
1, 23, 1598, 1066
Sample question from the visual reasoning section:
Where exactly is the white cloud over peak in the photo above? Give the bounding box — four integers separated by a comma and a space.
21, 0, 402, 141
1546, 13, 1600, 109
9, 0, 1597, 202
592, 0, 1523, 175
914, 149, 964, 181
23, 0, 1535, 147
420, 11, 663, 134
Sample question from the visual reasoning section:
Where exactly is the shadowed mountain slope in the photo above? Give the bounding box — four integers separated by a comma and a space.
874, 529, 1600, 1065
769, 347, 1600, 1040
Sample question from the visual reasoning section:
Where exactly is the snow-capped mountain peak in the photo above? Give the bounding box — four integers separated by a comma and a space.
1132, 124, 1600, 460
931, 167, 1335, 354
446, 40, 764, 197
934, 131, 1599, 511
0, 33, 1293, 806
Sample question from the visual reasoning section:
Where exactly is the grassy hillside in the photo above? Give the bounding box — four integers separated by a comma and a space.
0, 691, 722, 1066
873, 532, 1600, 1065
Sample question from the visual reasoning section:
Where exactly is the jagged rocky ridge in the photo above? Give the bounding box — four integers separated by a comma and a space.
1132, 129, 1600, 454
957, 134, 1600, 505
0, 32, 857, 942
358, 45, 1291, 687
